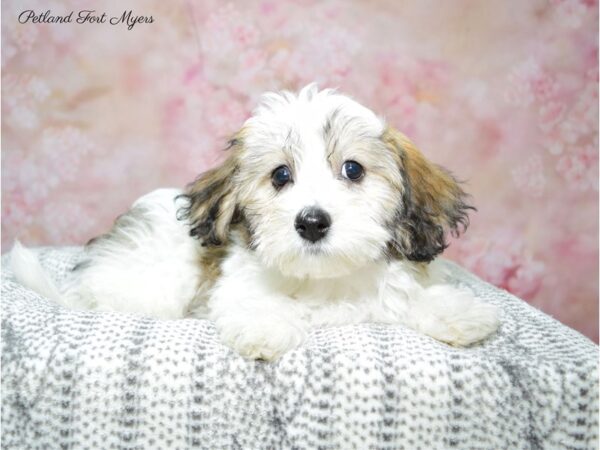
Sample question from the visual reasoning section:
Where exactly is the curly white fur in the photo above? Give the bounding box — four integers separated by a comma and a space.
11, 84, 499, 360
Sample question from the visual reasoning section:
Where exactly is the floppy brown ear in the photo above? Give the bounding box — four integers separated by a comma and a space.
178, 138, 243, 246
383, 128, 474, 263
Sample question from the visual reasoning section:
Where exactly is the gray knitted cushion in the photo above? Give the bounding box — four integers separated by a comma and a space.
2, 246, 598, 449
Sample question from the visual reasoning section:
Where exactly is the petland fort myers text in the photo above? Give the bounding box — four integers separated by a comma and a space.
18, 10, 154, 31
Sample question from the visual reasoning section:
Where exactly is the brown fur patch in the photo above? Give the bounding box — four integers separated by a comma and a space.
198, 244, 228, 283
382, 127, 474, 262
189, 222, 255, 308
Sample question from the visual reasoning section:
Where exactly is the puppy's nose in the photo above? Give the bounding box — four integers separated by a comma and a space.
295, 207, 331, 243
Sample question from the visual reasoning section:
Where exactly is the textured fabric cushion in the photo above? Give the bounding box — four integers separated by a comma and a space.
1, 246, 598, 449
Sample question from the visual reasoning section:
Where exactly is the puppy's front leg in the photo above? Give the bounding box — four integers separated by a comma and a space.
207, 273, 307, 361
383, 262, 499, 346
405, 284, 500, 346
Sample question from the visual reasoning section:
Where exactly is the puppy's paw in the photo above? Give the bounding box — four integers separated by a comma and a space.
215, 316, 306, 361
413, 286, 500, 347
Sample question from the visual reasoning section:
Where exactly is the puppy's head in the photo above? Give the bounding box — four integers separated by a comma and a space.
180, 84, 473, 278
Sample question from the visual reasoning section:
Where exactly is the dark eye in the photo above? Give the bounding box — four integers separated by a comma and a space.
272, 165, 292, 188
341, 161, 364, 181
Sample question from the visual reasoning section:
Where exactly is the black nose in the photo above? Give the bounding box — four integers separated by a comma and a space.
295, 207, 331, 243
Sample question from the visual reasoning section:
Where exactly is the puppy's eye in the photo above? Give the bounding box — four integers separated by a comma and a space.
272, 165, 292, 188
341, 161, 364, 181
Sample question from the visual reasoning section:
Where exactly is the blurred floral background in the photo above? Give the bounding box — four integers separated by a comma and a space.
2, 0, 598, 341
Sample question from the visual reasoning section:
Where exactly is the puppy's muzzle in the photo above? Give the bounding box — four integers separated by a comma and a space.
295, 207, 331, 243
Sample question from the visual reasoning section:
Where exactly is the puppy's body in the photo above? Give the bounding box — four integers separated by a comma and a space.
13, 189, 201, 319
12, 85, 499, 360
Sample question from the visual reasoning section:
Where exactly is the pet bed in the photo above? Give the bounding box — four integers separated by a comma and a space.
2, 246, 598, 449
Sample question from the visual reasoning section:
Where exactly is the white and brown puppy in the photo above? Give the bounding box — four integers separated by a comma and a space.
11, 84, 499, 360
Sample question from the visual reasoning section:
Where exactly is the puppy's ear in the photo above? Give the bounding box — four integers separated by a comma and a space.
178, 137, 243, 246
383, 128, 474, 263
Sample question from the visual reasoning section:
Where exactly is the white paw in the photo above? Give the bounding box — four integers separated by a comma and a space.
215, 316, 306, 361
413, 286, 500, 346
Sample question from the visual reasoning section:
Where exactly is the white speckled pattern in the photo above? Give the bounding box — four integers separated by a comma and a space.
2, 247, 598, 449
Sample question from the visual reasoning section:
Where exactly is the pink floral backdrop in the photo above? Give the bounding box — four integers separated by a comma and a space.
2, 0, 598, 341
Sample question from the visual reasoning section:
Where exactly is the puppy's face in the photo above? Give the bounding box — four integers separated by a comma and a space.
182, 85, 472, 278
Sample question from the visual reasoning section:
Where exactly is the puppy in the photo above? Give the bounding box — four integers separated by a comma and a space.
11, 84, 499, 360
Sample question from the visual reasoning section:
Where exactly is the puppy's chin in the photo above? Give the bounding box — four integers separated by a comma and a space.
260, 246, 382, 280
279, 259, 353, 279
